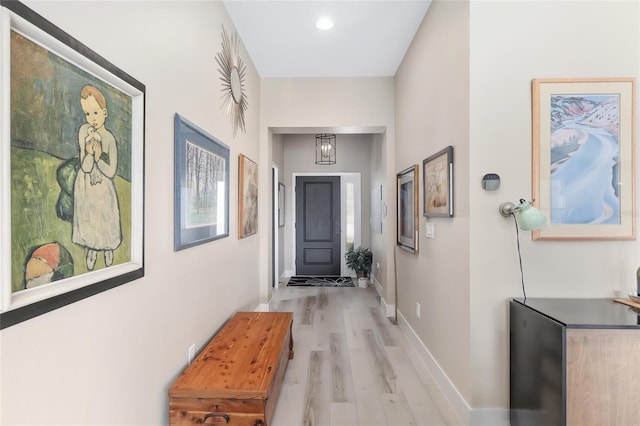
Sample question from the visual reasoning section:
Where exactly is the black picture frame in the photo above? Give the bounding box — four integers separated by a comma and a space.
174, 114, 230, 250
0, 1, 145, 329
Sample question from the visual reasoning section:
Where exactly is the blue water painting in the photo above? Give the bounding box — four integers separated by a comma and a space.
549, 94, 620, 224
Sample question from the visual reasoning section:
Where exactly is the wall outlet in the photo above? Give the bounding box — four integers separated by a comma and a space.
188, 343, 196, 365
416, 302, 421, 319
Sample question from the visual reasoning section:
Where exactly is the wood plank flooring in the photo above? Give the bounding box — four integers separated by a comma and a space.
269, 285, 462, 426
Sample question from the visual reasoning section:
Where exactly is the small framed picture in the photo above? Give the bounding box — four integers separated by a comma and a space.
423, 146, 454, 218
238, 154, 258, 238
397, 165, 419, 254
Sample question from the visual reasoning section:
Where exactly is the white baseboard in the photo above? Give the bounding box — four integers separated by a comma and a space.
372, 276, 396, 318
255, 304, 270, 312
396, 310, 509, 426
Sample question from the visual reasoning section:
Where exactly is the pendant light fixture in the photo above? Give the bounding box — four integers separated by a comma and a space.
315, 133, 336, 165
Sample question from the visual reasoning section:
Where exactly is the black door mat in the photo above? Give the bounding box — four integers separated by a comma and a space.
287, 276, 354, 287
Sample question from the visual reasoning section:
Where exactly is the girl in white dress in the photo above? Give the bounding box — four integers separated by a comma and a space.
72, 85, 122, 270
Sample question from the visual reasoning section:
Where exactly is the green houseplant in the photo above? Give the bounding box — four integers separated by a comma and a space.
345, 246, 373, 278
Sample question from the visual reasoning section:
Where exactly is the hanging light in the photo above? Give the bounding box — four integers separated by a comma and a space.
315, 133, 336, 165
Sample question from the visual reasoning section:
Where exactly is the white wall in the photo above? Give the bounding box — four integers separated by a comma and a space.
397, 0, 639, 423
1, 2, 262, 424
395, 0, 472, 408
470, 0, 639, 412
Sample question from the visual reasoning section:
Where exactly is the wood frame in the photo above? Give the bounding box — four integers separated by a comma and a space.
423, 146, 454, 218
532, 78, 635, 240
238, 154, 258, 238
396, 165, 419, 254
0, 1, 145, 328
174, 114, 230, 250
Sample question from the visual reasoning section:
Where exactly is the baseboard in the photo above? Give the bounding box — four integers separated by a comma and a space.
373, 276, 396, 318
255, 303, 270, 312
396, 310, 509, 426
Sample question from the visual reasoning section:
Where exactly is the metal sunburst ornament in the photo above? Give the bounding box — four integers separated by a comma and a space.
215, 26, 248, 136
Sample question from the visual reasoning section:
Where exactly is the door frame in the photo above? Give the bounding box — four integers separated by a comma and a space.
291, 172, 361, 276
272, 164, 280, 288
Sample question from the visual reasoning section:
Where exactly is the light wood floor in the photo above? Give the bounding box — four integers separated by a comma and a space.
269, 285, 462, 426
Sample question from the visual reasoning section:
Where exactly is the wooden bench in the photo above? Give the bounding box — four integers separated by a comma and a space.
169, 311, 294, 425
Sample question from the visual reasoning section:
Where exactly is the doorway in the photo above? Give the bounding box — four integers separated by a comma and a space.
295, 176, 341, 275
292, 172, 361, 276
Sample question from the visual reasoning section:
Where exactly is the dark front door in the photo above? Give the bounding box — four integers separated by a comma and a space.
295, 176, 341, 275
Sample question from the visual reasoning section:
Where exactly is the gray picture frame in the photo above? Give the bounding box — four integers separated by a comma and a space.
174, 114, 230, 250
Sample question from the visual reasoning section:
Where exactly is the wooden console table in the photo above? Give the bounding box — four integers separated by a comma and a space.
169, 311, 294, 425
510, 298, 640, 426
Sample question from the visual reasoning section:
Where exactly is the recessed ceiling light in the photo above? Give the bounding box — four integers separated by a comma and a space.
315, 17, 334, 31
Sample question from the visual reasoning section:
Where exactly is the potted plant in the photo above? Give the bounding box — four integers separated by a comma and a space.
345, 247, 372, 287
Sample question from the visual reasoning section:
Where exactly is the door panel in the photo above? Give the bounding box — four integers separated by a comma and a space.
296, 176, 341, 275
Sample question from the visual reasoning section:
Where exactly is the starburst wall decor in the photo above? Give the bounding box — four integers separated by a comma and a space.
216, 26, 248, 136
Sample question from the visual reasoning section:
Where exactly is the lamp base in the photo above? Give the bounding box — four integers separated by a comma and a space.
499, 201, 517, 217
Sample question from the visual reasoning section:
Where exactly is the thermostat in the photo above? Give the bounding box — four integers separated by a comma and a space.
481, 173, 500, 191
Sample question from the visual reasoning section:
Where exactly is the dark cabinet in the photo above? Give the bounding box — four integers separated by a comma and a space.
510, 298, 640, 426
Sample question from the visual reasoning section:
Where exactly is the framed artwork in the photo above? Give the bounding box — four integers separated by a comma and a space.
0, 1, 145, 329
239, 154, 258, 238
423, 146, 454, 218
278, 183, 285, 227
174, 114, 230, 250
532, 78, 635, 240
397, 165, 419, 254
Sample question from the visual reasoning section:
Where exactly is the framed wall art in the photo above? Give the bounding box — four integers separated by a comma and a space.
0, 1, 145, 329
174, 114, 230, 250
239, 154, 258, 238
278, 183, 285, 227
423, 146, 454, 218
532, 78, 635, 240
397, 165, 419, 254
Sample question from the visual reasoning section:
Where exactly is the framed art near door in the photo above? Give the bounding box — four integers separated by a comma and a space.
397, 165, 419, 254
532, 78, 635, 240
0, 1, 145, 328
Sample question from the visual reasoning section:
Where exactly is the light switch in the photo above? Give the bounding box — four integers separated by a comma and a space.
426, 222, 435, 239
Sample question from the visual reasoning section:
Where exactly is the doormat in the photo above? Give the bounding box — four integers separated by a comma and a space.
287, 276, 354, 287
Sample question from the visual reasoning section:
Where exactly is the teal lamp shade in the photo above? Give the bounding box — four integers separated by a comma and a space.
514, 200, 547, 231
498, 199, 547, 231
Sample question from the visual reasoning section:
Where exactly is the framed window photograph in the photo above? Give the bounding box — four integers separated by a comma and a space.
423, 146, 454, 218
397, 165, 419, 254
239, 154, 258, 238
0, 1, 145, 329
174, 114, 230, 250
532, 78, 635, 240
278, 183, 285, 227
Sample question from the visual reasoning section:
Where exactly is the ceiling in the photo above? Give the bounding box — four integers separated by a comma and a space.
222, 0, 432, 78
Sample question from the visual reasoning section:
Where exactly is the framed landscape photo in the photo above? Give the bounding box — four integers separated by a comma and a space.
397, 165, 419, 254
0, 1, 145, 329
238, 154, 258, 238
174, 114, 230, 250
532, 78, 635, 240
423, 146, 454, 218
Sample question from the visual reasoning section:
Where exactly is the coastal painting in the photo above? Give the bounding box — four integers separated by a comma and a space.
532, 78, 635, 240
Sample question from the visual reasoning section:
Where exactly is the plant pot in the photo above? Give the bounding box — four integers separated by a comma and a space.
358, 277, 367, 288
